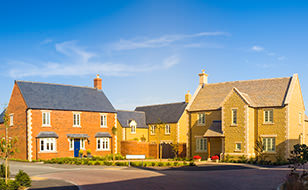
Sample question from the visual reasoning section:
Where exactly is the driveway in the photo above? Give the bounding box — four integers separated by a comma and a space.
7, 161, 289, 190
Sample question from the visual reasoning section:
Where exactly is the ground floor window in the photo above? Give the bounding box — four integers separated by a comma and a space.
262, 137, 275, 152
96, 137, 110, 151
69, 138, 86, 150
40, 138, 56, 152
235, 143, 242, 151
196, 138, 207, 152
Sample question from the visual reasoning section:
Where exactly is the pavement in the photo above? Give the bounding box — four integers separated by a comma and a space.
6, 160, 291, 190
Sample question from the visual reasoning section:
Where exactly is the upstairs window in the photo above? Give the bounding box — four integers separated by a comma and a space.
42, 112, 50, 126
165, 124, 171, 135
9, 114, 13, 126
101, 114, 107, 128
73, 113, 81, 127
198, 113, 205, 125
231, 109, 237, 125
150, 126, 155, 135
264, 110, 273, 123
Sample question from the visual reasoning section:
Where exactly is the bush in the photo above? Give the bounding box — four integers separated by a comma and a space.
7, 180, 20, 190
189, 161, 195, 166
0, 164, 9, 178
15, 170, 31, 187
173, 162, 178, 166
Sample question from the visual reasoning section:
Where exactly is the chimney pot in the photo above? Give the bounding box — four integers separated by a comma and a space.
94, 74, 102, 90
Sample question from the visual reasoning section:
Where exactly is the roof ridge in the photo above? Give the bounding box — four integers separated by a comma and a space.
117, 109, 145, 113
16, 80, 96, 90
206, 76, 291, 86
135, 101, 186, 108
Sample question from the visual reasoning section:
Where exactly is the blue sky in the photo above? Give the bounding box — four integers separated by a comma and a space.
1, 0, 308, 111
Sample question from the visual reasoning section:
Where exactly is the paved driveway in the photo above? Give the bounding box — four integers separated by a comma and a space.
7, 161, 289, 190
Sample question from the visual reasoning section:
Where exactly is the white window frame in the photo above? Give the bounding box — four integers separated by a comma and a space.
231, 109, 238, 125
69, 138, 86, 151
198, 113, 205, 125
9, 114, 13, 126
262, 137, 276, 152
235, 142, 242, 151
196, 137, 207, 152
264, 110, 273, 124
73, 113, 81, 127
131, 124, 136, 134
100, 114, 107, 128
42, 112, 51, 127
40, 138, 57, 152
150, 125, 155, 135
165, 124, 171, 135
96, 137, 110, 151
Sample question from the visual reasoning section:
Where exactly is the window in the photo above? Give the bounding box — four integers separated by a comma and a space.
196, 138, 207, 152
232, 109, 237, 125
198, 113, 205, 125
263, 137, 276, 152
150, 126, 155, 135
96, 138, 110, 151
100, 114, 107, 128
9, 114, 13, 126
264, 110, 273, 123
40, 138, 56, 152
69, 138, 85, 150
131, 124, 136, 134
299, 112, 302, 125
235, 143, 241, 151
165, 124, 170, 134
42, 112, 50, 126
73, 113, 81, 127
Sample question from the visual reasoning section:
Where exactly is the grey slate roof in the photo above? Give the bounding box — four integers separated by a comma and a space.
135, 102, 188, 124
203, 121, 224, 137
37, 132, 59, 138
67, 134, 89, 138
0, 109, 5, 124
117, 110, 147, 128
16, 81, 116, 113
95, 132, 112, 138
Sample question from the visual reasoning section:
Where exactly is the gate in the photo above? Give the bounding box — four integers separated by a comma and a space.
160, 143, 175, 159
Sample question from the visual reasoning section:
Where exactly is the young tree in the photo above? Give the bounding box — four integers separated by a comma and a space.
155, 119, 166, 161
111, 126, 117, 162
0, 111, 18, 184
254, 137, 266, 162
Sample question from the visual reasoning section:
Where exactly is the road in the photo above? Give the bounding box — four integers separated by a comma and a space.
7, 161, 289, 190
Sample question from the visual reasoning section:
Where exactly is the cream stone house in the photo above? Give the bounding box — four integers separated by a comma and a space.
186, 70, 306, 161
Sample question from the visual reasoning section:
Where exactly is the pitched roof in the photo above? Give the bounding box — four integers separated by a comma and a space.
117, 110, 147, 128
189, 77, 292, 111
0, 109, 5, 124
16, 81, 116, 113
203, 121, 224, 137
135, 102, 187, 124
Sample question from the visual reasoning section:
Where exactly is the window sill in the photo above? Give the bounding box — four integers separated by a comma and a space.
42, 125, 51, 127
230, 124, 238, 127
263, 123, 274, 125
165, 134, 171, 135
150, 134, 155, 136
197, 124, 205, 126
234, 150, 242, 152
263, 151, 276, 154
73, 125, 82, 128
39, 151, 57, 153
96, 149, 110, 151
131, 133, 136, 134
195, 150, 207, 153
100, 126, 107, 128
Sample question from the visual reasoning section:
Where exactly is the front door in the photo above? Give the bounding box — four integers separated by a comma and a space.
74, 139, 80, 157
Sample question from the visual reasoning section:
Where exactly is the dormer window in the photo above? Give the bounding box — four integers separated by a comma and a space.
130, 120, 136, 134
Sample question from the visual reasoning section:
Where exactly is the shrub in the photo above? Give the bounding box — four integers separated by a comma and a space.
15, 170, 31, 187
193, 155, 201, 160
173, 162, 178, 166
211, 155, 219, 160
94, 161, 100, 165
7, 179, 20, 190
86, 149, 91, 155
157, 162, 164, 167
189, 161, 195, 166
0, 164, 9, 178
239, 155, 247, 163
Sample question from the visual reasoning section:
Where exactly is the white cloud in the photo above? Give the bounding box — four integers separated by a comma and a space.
40, 39, 53, 45
251, 46, 264, 52
277, 56, 286, 61
111, 32, 228, 50
8, 41, 179, 78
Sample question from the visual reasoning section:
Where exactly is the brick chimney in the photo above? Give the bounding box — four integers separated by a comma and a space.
94, 74, 102, 90
199, 69, 208, 85
185, 90, 192, 103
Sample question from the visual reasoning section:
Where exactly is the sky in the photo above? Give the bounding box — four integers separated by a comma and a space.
1, 0, 308, 112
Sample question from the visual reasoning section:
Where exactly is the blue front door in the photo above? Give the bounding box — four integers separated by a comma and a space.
74, 139, 80, 157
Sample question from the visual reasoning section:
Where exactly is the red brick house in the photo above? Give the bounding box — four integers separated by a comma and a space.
0, 75, 117, 161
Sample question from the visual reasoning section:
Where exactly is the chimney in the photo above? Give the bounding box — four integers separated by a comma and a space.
199, 69, 208, 85
94, 74, 102, 90
185, 91, 192, 103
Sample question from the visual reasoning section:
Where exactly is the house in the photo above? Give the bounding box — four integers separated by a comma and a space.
187, 70, 305, 161
116, 110, 148, 152
135, 97, 189, 158
0, 75, 117, 161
